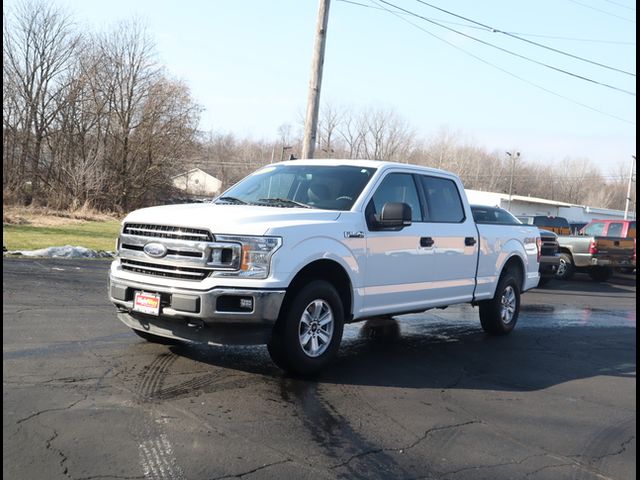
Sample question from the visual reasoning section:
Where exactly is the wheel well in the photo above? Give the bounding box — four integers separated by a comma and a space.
284, 259, 353, 322
502, 255, 525, 290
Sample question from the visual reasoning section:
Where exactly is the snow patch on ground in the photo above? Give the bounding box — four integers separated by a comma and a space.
4, 245, 114, 258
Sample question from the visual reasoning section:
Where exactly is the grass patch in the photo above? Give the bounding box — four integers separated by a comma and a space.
3, 220, 122, 251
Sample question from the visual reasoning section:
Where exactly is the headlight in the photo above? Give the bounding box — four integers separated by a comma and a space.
213, 235, 282, 279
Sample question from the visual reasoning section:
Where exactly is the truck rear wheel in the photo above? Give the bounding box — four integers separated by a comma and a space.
479, 271, 521, 335
555, 253, 575, 280
267, 280, 344, 375
588, 266, 613, 282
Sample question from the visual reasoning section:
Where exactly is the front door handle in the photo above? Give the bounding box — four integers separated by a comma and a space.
420, 237, 434, 247
465, 237, 477, 246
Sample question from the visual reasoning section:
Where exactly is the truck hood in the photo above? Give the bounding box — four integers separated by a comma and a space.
123, 203, 342, 236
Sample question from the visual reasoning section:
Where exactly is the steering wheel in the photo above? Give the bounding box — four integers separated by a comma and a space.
336, 196, 353, 202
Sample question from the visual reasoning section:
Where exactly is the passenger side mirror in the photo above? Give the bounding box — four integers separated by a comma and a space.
374, 202, 412, 230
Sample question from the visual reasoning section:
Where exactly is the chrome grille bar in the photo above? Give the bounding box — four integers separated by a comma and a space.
121, 259, 209, 281
123, 223, 213, 242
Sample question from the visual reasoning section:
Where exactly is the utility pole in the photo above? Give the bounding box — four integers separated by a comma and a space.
280, 145, 292, 162
624, 155, 636, 220
301, 0, 331, 159
506, 151, 520, 212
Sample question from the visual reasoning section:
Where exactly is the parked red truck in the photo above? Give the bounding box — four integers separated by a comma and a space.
580, 219, 636, 273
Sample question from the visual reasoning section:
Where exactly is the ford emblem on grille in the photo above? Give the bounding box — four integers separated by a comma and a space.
143, 242, 168, 258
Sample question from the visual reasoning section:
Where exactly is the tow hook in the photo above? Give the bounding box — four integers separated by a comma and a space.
187, 319, 204, 330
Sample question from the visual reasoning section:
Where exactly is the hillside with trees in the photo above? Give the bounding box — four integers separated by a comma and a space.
3, 1, 633, 214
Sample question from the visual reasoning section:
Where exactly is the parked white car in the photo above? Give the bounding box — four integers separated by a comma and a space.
109, 160, 540, 374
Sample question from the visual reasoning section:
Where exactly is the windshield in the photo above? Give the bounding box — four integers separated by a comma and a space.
216, 164, 377, 210
472, 206, 522, 225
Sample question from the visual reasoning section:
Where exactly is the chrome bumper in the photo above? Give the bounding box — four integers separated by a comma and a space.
109, 275, 286, 325
539, 254, 560, 275
539, 254, 561, 266
590, 257, 633, 267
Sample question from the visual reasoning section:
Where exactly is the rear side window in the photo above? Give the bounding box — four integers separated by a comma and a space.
606, 222, 623, 237
420, 176, 465, 223
628, 222, 636, 239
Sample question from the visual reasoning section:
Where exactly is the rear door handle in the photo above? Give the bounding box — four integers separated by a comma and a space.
420, 237, 434, 247
465, 237, 477, 246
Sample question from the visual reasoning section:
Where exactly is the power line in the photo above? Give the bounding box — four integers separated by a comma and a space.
337, 0, 636, 44
500, 31, 635, 45
469, 174, 628, 179
366, 0, 635, 125
566, 0, 636, 22
412, 0, 635, 76
338, 0, 493, 30
600, 0, 636, 11
376, 0, 635, 95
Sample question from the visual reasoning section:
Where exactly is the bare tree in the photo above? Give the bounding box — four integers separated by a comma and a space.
3, 0, 80, 202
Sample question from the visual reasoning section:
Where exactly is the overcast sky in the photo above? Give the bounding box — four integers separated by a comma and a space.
7, 0, 636, 175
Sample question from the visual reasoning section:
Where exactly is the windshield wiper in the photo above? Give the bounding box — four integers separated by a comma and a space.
216, 196, 247, 205
257, 198, 311, 208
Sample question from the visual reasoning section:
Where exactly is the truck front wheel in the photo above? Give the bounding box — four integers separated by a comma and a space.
267, 280, 344, 375
479, 271, 521, 335
555, 253, 575, 280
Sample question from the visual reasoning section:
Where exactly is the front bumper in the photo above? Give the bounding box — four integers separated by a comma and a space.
539, 254, 561, 276
109, 275, 286, 344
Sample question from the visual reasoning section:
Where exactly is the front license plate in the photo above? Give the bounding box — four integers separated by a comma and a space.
133, 291, 161, 316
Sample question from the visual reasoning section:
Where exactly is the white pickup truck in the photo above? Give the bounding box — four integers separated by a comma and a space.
109, 160, 540, 374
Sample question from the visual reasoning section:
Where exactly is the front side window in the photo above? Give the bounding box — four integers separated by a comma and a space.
420, 175, 465, 223
217, 164, 376, 211
369, 173, 422, 222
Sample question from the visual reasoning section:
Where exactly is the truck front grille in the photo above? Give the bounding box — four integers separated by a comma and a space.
540, 238, 559, 256
120, 243, 204, 258
121, 259, 210, 281
123, 223, 213, 242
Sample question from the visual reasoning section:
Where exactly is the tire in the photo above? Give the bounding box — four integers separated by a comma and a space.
588, 266, 613, 282
267, 280, 344, 375
555, 253, 575, 280
479, 270, 521, 335
132, 328, 183, 345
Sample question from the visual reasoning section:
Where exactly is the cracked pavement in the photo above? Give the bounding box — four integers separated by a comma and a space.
3, 258, 636, 479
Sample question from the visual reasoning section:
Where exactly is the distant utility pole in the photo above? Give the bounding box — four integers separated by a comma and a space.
624, 155, 636, 220
301, 0, 331, 159
280, 145, 292, 162
506, 151, 520, 212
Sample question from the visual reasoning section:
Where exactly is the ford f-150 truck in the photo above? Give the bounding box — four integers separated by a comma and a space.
109, 160, 541, 374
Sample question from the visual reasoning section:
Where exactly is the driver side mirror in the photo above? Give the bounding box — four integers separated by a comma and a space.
373, 202, 412, 230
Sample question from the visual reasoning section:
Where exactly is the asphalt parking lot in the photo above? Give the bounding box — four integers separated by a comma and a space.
3, 258, 636, 480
